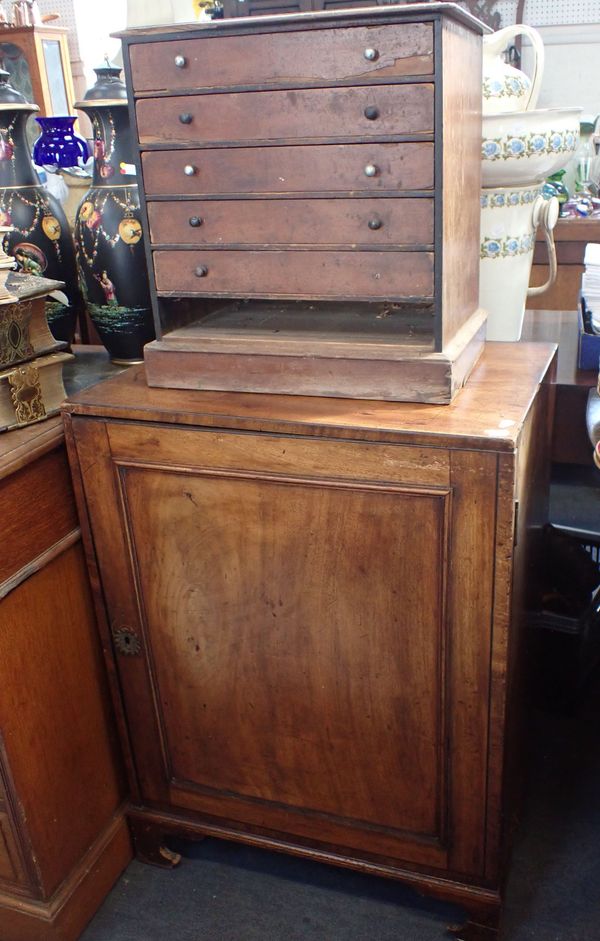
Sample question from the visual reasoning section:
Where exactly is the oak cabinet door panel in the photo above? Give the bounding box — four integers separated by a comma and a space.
73, 419, 496, 875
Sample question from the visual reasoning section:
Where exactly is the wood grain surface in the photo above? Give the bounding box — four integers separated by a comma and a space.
153, 248, 434, 299
439, 18, 482, 347
141, 142, 434, 196
64, 343, 557, 453
147, 197, 434, 248
136, 84, 434, 145
124, 466, 448, 838
0, 447, 78, 587
129, 23, 434, 92
0, 547, 124, 898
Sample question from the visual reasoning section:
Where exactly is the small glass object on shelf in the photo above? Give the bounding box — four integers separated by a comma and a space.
32, 116, 88, 169
544, 170, 569, 205
575, 136, 597, 195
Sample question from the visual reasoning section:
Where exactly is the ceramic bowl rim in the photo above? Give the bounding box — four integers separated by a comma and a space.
481, 183, 542, 194
483, 106, 583, 125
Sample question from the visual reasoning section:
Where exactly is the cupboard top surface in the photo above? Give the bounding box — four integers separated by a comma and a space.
63, 342, 556, 452
116, 4, 488, 41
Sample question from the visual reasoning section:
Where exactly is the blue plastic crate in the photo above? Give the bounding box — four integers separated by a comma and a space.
578, 296, 600, 371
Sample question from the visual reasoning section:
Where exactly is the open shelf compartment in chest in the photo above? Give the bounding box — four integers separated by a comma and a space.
119, 2, 488, 403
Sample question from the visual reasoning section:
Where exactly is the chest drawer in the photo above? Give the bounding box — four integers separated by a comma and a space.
129, 23, 434, 93
147, 197, 433, 248
141, 142, 433, 196
136, 84, 434, 146
153, 248, 434, 299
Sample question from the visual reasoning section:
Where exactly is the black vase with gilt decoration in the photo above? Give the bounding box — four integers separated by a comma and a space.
74, 64, 154, 364
0, 70, 83, 343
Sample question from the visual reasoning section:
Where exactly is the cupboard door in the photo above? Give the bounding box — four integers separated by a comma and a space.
72, 418, 497, 876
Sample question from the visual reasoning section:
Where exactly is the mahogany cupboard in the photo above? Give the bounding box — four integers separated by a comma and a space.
0, 417, 130, 941
63, 341, 556, 940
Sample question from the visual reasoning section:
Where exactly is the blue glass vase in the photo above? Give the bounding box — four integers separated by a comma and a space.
32, 116, 88, 169
0, 72, 84, 343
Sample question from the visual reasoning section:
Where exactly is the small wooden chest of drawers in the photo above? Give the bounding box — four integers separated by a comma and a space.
119, 3, 487, 402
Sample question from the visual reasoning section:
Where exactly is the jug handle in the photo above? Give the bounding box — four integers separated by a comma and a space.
517, 24, 545, 109
528, 196, 558, 297
487, 23, 545, 109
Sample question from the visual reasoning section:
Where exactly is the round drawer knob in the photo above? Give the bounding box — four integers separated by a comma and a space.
364, 106, 379, 121
189, 216, 203, 227
364, 164, 378, 178
195, 265, 208, 277
364, 48, 379, 61
179, 112, 193, 125
368, 218, 382, 230
174, 54, 187, 68
184, 164, 197, 176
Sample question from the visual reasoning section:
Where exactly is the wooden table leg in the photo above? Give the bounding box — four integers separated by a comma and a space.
129, 818, 182, 869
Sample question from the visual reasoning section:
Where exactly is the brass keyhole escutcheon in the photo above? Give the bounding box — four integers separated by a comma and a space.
113, 627, 142, 657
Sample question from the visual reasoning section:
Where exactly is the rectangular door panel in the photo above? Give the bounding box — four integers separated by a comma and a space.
121, 466, 448, 841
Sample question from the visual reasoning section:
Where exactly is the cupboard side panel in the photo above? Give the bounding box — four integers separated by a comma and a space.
447, 449, 498, 877
485, 372, 554, 882
439, 19, 482, 349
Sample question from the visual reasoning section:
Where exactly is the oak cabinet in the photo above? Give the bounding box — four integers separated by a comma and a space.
63, 341, 556, 940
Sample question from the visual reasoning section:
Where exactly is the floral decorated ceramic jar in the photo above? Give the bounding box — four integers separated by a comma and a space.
480, 184, 559, 340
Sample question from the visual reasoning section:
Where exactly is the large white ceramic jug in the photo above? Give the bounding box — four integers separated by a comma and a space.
480, 186, 558, 341
482, 24, 545, 115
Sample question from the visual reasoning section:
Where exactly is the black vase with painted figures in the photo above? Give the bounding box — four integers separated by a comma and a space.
0, 70, 83, 343
74, 64, 154, 364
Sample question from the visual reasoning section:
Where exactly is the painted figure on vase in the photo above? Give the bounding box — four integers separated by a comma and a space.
94, 269, 117, 305
74, 62, 154, 364
0, 70, 83, 342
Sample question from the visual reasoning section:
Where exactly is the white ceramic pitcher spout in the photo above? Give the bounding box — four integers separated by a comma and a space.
482, 24, 545, 114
